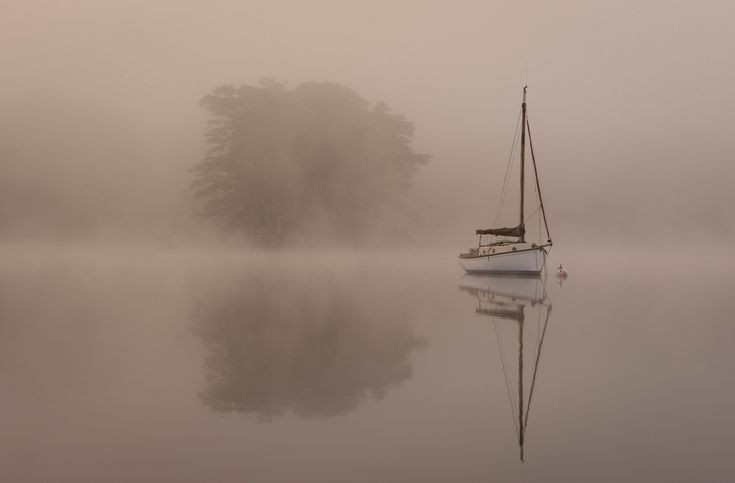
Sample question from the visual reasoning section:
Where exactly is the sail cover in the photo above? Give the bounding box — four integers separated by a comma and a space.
475, 224, 525, 237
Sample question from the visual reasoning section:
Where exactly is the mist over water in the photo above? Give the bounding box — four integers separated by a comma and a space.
2, 1, 735, 481
1, 248, 734, 482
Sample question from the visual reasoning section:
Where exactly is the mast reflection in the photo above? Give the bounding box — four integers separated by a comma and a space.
459, 274, 552, 462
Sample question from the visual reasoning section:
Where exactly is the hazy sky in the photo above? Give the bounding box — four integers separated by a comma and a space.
2, 0, 733, 247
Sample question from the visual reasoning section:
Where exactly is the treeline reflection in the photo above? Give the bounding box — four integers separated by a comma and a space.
192, 270, 425, 419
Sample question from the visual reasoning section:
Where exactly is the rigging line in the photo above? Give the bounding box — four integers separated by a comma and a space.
493, 110, 521, 228
536, 303, 542, 340
494, 317, 519, 433
520, 205, 544, 242
525, 115, 551, 242
523, 305, 552, 432
526, 205, 541, 221
531, 150, 543, 241
538, 206, 543, 242
492, 316, 519, 436
493, 107, 523, 228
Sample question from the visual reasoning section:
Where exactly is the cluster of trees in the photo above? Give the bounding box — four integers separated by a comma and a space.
191, 79, 429, 246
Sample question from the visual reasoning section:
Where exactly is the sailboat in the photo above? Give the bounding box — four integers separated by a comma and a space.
459, 86, 553, 274
459, 273, 552, 462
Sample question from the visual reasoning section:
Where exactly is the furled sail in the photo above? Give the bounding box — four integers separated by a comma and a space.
475, 224, 525, 237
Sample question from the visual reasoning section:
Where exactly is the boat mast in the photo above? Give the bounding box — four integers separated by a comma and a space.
519, 86, 527, 243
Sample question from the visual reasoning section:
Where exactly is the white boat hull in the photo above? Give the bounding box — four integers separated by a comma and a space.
459, 248, 546, 274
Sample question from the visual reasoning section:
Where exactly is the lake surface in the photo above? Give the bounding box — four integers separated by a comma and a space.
1, 247, 733, 482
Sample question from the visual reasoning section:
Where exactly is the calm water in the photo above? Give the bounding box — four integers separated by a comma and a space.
1, 247, 733, 482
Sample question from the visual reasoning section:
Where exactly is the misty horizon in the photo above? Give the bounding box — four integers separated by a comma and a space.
2, 2, 735, 482
2, 0, 733, 250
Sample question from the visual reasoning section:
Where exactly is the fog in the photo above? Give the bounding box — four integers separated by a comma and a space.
3, 244, 734, 481
5, 4, 735, 480
2, 0, 733, 251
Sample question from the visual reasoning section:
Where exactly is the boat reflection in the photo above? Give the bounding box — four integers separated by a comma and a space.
459, 274, 552, 462
192, 270, 425, 419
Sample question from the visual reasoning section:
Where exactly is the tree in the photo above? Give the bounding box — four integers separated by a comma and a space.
191, 79, 429, 246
